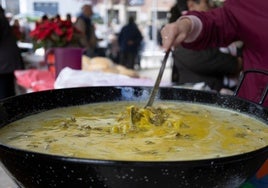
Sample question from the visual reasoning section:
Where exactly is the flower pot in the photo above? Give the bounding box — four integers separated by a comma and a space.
45, 47, 84, 78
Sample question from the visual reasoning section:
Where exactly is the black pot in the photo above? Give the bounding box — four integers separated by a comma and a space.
0, 86, 267, 188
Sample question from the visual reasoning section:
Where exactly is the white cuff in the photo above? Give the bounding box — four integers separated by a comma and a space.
179, 15, 203, 43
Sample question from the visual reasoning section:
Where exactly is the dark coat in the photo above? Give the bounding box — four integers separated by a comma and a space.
118, 22, 143, 54
0, 7, 23, 74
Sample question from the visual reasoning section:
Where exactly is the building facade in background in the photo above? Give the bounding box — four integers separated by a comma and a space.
1, 0, 175, 25
1, 0, 176, 46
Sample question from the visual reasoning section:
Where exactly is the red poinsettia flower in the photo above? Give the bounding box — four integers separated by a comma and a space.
30, 18, 81, 49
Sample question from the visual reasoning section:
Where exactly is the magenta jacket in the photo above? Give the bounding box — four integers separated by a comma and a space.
183, 0, 268, 106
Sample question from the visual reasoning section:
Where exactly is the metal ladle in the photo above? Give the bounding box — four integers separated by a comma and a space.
129, 50, 170, 128
144, 49, 171, 108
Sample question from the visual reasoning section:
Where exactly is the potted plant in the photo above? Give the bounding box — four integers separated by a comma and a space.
30, 17, 81, 50
30, 17, 83, 77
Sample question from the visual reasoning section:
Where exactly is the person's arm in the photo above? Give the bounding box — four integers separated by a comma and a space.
181, 8, 238, 50
161, 1, 238, 51
160, 17, 193, 50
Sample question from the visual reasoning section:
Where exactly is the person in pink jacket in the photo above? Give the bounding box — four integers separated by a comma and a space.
161, 0, 268, 187
161, 0, 268, 107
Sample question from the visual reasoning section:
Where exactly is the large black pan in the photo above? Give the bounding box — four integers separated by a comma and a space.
0, 86, 267, 188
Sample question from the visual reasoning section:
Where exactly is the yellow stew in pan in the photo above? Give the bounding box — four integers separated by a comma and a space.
0, 101, 267, 161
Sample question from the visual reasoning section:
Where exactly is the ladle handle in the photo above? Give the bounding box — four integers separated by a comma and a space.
145, 49, 171, 108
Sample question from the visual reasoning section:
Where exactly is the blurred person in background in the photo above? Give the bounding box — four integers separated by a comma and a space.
11, 19, 24, 41
74, 4, 98, 57
41, 14, 49, 22
106, 21, 120, 64
118, 16, 143, 70
54, 14, 62, 23
0, 6, 24, 99
169, 0, 188, 23
66, 13, 73, 24
169, 0, 242, 92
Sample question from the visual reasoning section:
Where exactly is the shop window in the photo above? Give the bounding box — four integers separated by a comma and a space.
33, 2, 58, 16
